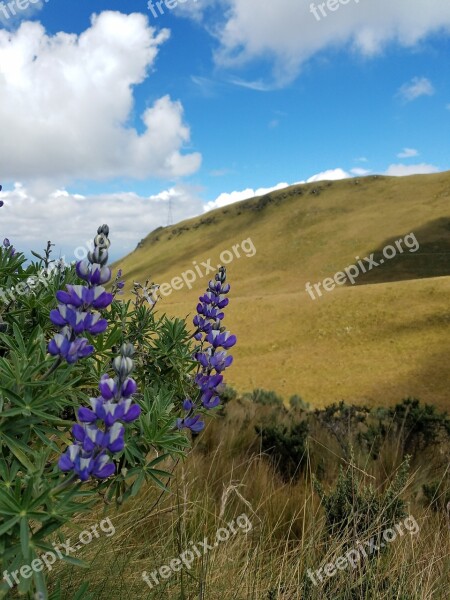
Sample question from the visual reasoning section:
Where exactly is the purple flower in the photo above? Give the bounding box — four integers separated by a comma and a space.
178, 266, 236, 433
48, 225, 113, 364
58, 343, 141, 482
58, 446, 115, 482
2, 237, 16, 255
206, 330, 237, 350
176, 414, 205, 433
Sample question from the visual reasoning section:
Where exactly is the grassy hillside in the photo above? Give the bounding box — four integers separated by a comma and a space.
116, 171, 450, 409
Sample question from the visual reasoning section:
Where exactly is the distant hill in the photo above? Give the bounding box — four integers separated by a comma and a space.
116, 171, 450, 409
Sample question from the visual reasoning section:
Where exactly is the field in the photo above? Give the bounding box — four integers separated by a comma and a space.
117, 171, 450, 409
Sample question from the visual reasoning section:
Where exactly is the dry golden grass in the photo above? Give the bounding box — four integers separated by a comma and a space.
116, 172, 450, 409
51, 401, 450, 599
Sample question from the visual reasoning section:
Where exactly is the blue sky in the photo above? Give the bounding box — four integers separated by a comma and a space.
0, 0, 449, 260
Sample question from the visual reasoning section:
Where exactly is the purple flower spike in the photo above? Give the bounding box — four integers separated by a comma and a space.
178, 266, 236, 435
58, 342, 141, 483
48, 225, 112, 365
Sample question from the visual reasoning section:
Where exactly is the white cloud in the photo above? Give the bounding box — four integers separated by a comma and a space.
179, 1, 450, 86
0, 182, 203, 261
306, 168, 350, 183
397, 148, 419, 158
385, 163, 439, 176
397, 77, 435, 102
203, 182, 290, 212
204, 168, 352, 212
0, 12, 201, 181
351, 167, 371, 176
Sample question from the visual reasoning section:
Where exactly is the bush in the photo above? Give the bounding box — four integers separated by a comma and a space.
245, 388, 284, 407
314, 453, 410, 546
255, 421, 309, 481
289, 394, 310, 411
314, 402, 370, 459
217, 384, 238, 405
387, 398, 450, 453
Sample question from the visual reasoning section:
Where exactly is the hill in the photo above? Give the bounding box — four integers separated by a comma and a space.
116, 171, 450, 409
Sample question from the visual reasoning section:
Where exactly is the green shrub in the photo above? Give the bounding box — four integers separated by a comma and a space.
245, 388, 284, 407
289, 394, 310, 411
387, 398, 450, 453
314, 402, 370, 459
255, 421, 309, 481
314, 453, 410, 545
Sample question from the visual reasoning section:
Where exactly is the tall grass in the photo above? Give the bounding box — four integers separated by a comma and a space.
50, 398, 450, 599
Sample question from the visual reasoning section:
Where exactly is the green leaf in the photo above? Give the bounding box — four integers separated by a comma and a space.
20, 516, 30, 560
59, 554, 90, 568
0, 434, 35, 472
0, 515, 20, 536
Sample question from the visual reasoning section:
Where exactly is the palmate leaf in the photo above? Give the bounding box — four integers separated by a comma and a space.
0, 486, 22, 513
0, 516, 20, 536
0, 434, 36, 472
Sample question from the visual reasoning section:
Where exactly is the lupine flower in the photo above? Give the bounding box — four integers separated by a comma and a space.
48, 225, 113, 364
176, 413, 205, 433
2, 237, 16, 256
0, 183, 3, 207
177, 266, 236, 433
58, 343, 141, 481
111, 269, 125, 296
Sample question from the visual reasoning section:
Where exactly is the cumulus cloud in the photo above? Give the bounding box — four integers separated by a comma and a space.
351, 167, 371, 176
305, 168, 350, 183
203, 168, 352, 212
0, 11, 201, 181
397, 148, 419, 158
385, 163, 439, 176
178, 0, 450, 86
203, 182, 290, 211
0, 182, 203, 261
397, 77, 435, 102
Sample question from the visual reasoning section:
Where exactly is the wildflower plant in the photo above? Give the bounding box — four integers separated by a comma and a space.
0, 204, 237, 599
177, 267, 237, 433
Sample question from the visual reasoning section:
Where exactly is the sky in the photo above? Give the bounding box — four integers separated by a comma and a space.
0, 0, 449, 260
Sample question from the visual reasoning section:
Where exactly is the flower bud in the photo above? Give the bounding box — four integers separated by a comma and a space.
120, 343, 135, 358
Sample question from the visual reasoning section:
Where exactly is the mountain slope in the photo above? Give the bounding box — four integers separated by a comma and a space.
116, 171, 450, 409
